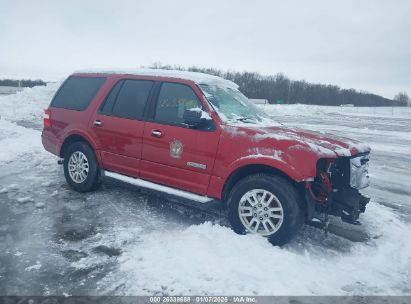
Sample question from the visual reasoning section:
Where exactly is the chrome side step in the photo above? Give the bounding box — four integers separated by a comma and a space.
103, 170, 213, 204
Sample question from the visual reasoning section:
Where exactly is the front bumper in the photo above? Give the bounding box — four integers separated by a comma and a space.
328, 188, 370, 224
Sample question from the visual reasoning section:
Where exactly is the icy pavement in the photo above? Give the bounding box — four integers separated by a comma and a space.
0, 85, 410, 296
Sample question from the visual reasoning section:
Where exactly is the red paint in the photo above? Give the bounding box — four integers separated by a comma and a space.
42, 73, 371, 200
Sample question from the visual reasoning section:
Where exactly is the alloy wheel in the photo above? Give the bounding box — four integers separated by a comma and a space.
238, 189, 284, 236
68, 151, 89, 183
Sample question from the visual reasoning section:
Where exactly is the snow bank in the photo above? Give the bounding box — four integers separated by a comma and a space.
0, 82, 60, 123
0, 83, 59, 163
0, 119, 44, 162
100, 203, 411, 295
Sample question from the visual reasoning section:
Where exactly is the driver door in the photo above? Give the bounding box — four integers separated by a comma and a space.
140, 82, 221, 195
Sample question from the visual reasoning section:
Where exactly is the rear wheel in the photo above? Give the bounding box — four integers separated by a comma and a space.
227, 174, 303, 245
63, 141, 101, 192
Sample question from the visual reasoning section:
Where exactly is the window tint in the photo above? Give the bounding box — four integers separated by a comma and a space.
52, 76, 106, 111
111, 80, 153, 119
100, 80, 124, 115
154, 83, 204, 125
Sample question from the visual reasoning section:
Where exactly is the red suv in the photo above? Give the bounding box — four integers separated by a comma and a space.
42, 69, 371, 245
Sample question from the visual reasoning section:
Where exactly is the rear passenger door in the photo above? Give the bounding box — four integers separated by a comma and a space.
141, 82, 221, 195
90, 79, 154, 177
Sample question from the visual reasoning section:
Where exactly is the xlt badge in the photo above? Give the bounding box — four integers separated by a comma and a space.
170, 139, 183, 158
187, 162, 207, 170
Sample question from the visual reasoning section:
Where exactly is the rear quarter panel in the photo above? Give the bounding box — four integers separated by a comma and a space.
43, 75, 118, 162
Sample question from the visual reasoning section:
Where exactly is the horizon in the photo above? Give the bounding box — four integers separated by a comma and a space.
0, 65, 401, 101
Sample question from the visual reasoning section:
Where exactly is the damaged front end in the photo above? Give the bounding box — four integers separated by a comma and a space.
305, 154, 371, 225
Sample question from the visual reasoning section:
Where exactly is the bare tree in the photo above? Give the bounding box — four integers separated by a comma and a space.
394, 92, 410, 106
149, 63, 399, 107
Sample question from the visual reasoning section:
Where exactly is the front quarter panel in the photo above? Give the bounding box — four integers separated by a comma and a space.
209, 125, 336, 198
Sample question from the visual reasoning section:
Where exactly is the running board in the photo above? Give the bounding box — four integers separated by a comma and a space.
103, 171, 213, 204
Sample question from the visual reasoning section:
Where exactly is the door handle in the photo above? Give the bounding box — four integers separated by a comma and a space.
151, 129, 163, 137
94, 120, 103, 127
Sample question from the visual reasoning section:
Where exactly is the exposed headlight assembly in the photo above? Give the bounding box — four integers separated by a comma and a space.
350, 154, 370, 189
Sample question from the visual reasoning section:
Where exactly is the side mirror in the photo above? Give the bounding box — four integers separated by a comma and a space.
183, 108, 204, 127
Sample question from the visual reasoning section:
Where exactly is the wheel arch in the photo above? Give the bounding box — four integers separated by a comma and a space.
222, 164, 293, 199
59, 133, 100, 166
221, 163, 307, 214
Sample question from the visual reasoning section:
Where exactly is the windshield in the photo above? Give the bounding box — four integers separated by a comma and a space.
200, 84, 270, 123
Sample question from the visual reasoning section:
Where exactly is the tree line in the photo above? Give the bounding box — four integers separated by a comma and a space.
0, 79, 46, 88
150, 63, 409, 107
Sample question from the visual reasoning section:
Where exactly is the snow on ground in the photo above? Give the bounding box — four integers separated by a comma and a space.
0, 119, 44, 162
0, 85, 410, 296
0, 83, 59, 125
100, 204, 411, 295
261, 103, 411, 119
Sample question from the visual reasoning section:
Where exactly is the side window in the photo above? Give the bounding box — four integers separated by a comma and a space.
111, 80, 153, 120
154, 82, 204, 125
100, 80, 124, 115
51, 76, 106, 111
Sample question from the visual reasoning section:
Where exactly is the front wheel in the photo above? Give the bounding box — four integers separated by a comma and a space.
227, 174, 303, 245
63, 141, 101, 192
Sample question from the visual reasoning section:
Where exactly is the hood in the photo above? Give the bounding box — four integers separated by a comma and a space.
237, 125, 371, 158
284, 127, 370, 157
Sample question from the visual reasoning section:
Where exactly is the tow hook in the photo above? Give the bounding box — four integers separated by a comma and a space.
57, 158, 64, 165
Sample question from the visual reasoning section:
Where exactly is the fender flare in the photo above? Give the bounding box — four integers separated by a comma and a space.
59, 129, 103, 166
224, 156, 305, 182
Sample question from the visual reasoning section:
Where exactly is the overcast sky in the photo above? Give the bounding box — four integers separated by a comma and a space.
1, 0, 410, 99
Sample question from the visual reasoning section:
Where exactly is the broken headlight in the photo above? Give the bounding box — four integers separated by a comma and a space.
350, 154, 370, 189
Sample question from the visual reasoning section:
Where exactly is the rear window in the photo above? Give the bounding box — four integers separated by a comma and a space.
51, 76, 106, 111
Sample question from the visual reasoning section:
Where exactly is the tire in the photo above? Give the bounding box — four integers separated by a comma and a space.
226, 174, 303, 246
63, 141, 101, 192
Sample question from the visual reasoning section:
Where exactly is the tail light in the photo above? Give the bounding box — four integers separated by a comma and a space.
43, 109, 51, 128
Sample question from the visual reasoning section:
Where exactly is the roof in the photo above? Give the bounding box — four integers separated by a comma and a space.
74, 68, 239, 89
